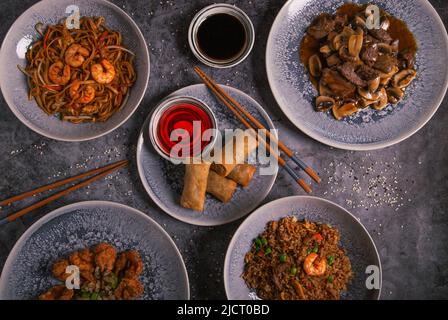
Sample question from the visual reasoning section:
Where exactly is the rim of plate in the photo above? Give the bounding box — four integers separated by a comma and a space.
0, 200, 190, 300
224, 195, 382, 300
0, 0, 150, 142
136, 83, 278, 226
266, 0, 448, 151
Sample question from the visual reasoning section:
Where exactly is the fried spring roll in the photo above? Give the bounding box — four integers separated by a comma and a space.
212, 130, 258, 177
227, 164, 257, 187
206, 171, 238, 203
180, 161, 211, 211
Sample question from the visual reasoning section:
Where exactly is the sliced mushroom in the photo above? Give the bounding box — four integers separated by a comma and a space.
332, 102, 358, 120
358, 87, 382, 101
339, 45, 359, 63
333, 34, 344, 51
379, 65, 399, 86
348, 34, 363, 57
326, 53, 341, 67
308, 54, 322, 77
354, 15, 366, 27
387, 87, 405, 104
382, 65, 400, 78
368, 76, 381, 92
316, 96, 336, 112
380, 77, 391, 86
372, 88, 388, 110
320, 45, 332, 55
392, 69, 417, 88
380, 17, 390, 30
341, 26, 355, 37
359, 98, 379, 108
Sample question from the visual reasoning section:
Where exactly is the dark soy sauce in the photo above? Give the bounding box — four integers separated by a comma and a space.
197, 13, 247, 61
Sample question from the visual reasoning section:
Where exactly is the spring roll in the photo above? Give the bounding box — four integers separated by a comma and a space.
227, 164, 257, 187
206, 171, 238, 203
212, 130, 258, 177
180, 161, 211, 211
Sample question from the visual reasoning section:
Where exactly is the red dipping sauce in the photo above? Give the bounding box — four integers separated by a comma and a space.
156, 103, 214, 158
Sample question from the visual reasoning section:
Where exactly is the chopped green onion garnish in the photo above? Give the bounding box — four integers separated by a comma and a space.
290, 266, 298, 275
90, 292, 99, 300
327, 275, 334, 283
255, 238, 262, 246
279, 253, 287, 263
306, 248, 311, 255
327, 255, 335, 266
312, 246, 319, 253
261, 238, 268, 246
264, 247, 272, 255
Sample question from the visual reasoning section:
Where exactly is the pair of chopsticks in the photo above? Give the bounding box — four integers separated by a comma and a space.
194, 67, 321, 193
0, 160, 128, 226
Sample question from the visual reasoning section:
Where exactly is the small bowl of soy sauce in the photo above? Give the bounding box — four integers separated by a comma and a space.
189, 3, 255, 68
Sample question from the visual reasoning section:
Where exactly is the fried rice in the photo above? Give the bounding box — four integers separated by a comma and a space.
242, 216, 352, 300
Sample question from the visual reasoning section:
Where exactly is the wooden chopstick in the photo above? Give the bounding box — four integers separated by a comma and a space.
0, 160, 128, 207
194, 66, 321, 184
0, 160, 128, 226
196, 71, 312, 193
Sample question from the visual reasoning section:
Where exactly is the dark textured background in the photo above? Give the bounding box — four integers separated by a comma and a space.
0, 0, 447, 300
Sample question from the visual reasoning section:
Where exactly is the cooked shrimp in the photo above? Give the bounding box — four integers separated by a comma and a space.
303, 253, 327, 276
69, 248, 95, 283
94, 243, 117, 273
52, 259, 70, 281
48, 61, 71, 85
114, 278, 144, 300
69, 80, 95, 104
65, 44, 90, 68
114, 250, 143, 279
39, 285, 74, 300
91, 59, 116, 84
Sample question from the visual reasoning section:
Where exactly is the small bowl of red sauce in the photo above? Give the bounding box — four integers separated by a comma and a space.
149, 96, 218, 161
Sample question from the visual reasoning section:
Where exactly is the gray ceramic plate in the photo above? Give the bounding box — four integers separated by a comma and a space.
266, 0, 448, 150
0, 0, 150, 141
224, 196, 382, 300
136, 84, 278, 226
0, 201, 189, 300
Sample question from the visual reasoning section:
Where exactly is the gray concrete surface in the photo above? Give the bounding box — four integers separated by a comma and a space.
0, 0, 447, 299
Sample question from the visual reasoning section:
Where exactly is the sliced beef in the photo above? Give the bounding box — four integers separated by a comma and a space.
361, 45, 379, 66
368, 29, 393, 44
373, 54, 398, 73
356, 65, 380, 81
307, 14, 336, 39
337, 62, 367, 87
321, 68, 356, 98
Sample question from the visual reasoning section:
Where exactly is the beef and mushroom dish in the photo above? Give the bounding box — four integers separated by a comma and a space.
300, 3, 418, 120
38, 243, 144, 300
242, 217, 352, 300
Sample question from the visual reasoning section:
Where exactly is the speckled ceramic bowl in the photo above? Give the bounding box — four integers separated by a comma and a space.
136, 84, 278, 226
0, 0, 150, 141
266, 0, 448, 150
224, 196, 382, 300
0, 201, 189, 300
